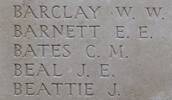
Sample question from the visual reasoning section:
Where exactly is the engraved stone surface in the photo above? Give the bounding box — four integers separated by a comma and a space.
0, 0, 172, 100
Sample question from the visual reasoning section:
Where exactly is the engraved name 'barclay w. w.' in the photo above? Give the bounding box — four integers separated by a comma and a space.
14, 5, 101, 19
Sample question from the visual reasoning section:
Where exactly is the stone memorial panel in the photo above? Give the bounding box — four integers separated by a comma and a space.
0, 0, 172, 100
